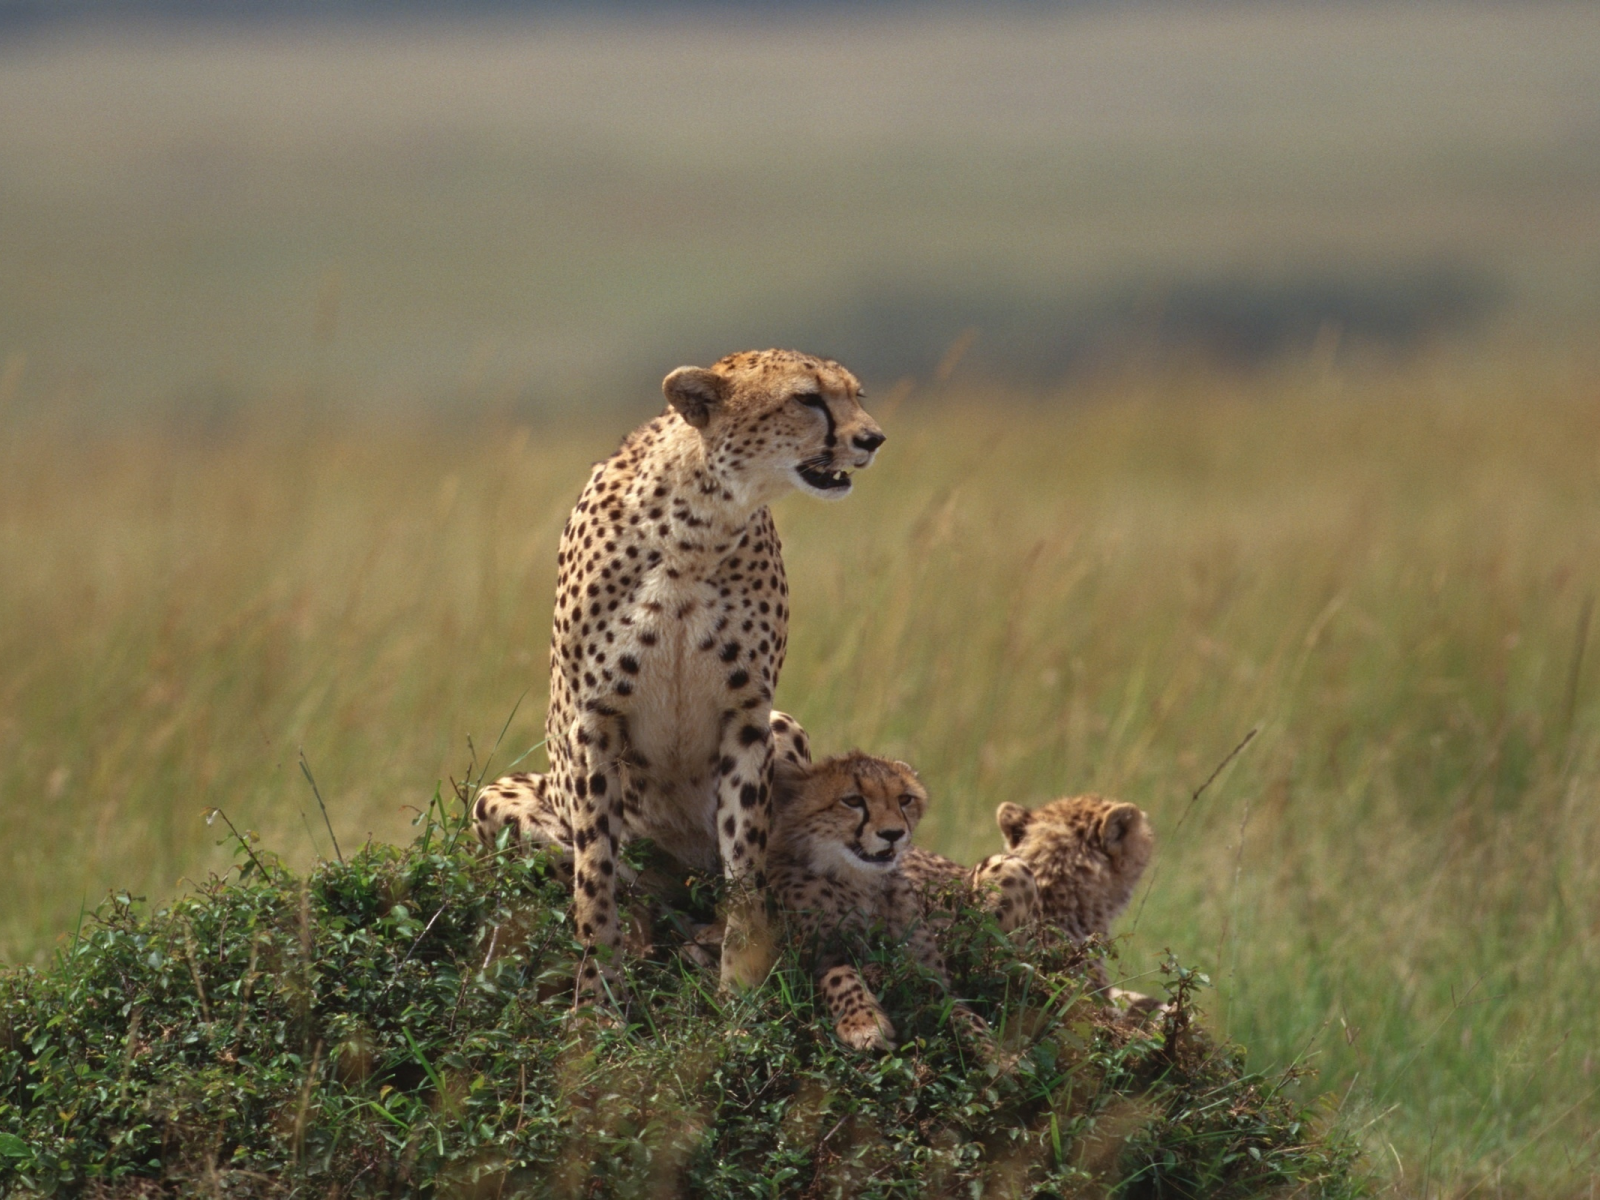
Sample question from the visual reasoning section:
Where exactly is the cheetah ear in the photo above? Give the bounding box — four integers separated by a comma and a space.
1100, 804, 1144, 857
663, 366, 728, 430
995, 802, 1033, 850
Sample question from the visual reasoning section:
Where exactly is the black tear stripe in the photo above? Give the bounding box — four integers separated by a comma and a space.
801, 394, 837, 449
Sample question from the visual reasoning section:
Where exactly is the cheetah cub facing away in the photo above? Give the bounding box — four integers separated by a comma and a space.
475, 351, 884, 1007
989, 796, 1153, 947
770, 752, 981, 1053
904, 795, 1156, 1009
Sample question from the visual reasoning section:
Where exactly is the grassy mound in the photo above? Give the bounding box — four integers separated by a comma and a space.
0, 799, 1366, 1198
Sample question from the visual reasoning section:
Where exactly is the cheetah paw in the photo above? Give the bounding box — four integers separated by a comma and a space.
835, 1009, 897, 1053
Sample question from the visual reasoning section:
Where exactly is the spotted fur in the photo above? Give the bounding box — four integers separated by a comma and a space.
769, 718, 1038, 935
991, 795, 1153, 943
475, 351, 884, 1006
471, 708, 811, 884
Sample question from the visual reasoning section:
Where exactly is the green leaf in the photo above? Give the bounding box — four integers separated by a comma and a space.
0, 1132, 31, 1158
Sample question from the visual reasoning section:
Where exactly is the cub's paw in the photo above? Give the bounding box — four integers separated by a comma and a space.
835, 1007, 897, 1054
570, 957, 630, 1022
565, 997, 626, 1033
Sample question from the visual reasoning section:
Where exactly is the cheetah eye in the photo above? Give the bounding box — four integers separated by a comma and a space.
839, 793, 866, 810
897, 793, 919, 808
794, 392, 827, 411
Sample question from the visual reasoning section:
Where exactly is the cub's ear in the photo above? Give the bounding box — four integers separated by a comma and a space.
1100, 803, 1145, 857
995, 802, 1033, 850
662, 366, 728, 429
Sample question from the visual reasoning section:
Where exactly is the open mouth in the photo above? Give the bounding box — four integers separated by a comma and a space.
852, 846, 897, 866
797, 462, 853, 492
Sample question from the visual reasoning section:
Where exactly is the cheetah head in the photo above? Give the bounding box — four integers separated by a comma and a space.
778, 752, 927, 874
662, 349, 886, 505
995, 795, 1154, 921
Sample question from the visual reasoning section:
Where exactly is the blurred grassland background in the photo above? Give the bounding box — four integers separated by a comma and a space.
3, 2, 1600, 1196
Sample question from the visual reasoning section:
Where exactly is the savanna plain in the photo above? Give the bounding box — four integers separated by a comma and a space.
3, 348, 1599, 1195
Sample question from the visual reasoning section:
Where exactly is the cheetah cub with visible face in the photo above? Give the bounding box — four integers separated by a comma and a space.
764, 714, 1152, 958
769, 752, 980, 1053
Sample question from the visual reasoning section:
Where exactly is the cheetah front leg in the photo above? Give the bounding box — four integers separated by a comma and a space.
714, 710, 777, 991
565, 711, 627, 1009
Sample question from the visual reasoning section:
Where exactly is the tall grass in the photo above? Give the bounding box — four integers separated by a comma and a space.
2, 347, 1599, 1193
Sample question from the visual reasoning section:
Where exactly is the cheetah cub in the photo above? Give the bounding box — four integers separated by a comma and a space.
904, 796, 1157, 1009
770, 752, 982, 1053
989, 796, 1153, 946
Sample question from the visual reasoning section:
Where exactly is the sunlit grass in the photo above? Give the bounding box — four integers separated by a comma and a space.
2, 346, 1599, 1193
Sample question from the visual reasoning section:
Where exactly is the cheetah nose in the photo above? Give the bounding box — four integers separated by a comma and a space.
852, 430, 886, 453
879, 828, 904, 844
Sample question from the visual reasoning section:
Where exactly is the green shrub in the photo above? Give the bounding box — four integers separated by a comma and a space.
0, 798, 1366, 1198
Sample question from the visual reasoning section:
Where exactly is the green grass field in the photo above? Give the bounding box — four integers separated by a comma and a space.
3, 347, 1598, 1194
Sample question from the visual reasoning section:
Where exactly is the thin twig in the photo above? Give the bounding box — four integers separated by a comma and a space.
474, 690, 528, 794
291, 1040, 324, 1166
383, 904, 449, 995
179, 917, 212, 1023
1456, 1082, 1600, 1200
205, 807, 270, 881
298, 749, 343, 864
1172, 726, 1259, 840
504, 737, 549, 775
1130, 726, 1259, 934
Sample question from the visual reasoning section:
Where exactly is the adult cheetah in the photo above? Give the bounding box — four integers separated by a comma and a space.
477, 351, 884, 1006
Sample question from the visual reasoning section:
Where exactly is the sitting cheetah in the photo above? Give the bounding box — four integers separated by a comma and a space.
769, 751, 982, 1053
476, 352, 884, 1006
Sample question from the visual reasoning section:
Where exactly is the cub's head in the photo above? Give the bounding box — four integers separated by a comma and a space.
994, 795, 1153, 934
776, 752, 927, 875
661, 349, 885, 503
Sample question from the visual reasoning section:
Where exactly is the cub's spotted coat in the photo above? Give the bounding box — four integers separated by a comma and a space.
475, 352, 884, 1004
771, 717, 1157, 1007
988, 796, 1153, 946
768, 752, 982, 1053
